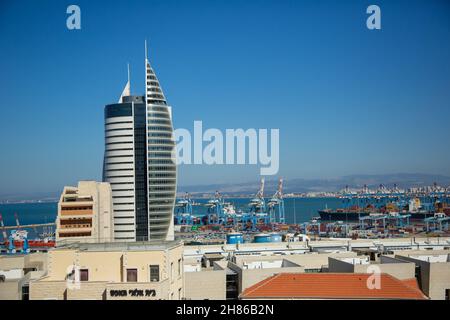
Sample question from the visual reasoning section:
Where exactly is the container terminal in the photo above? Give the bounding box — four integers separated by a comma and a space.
1, 179, 450, 254
173, 179, 450, 246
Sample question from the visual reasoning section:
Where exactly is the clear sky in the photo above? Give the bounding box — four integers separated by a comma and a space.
0, 0, 449, 196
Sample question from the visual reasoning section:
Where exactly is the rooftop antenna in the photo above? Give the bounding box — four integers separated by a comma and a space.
145, 39, 148, 61
127, 62, 131, 94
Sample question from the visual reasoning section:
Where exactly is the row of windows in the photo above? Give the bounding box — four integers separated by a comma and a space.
106, 141, 133, 146
105, 155, 133, 160
106, 120, 133, 126
105, 174, 134, 178
148, 106, 168, 112
148, 159, 174, 165
147, 100, 167, 106
147, 113, 170, 120
105, 127, 133, 133
149, 193, 174, 199
148, 180, 176, 185
148, 166, 176, 171
147, 87, 162, 93
105, 161, 133, 165
105, 134, 133, 139
147, 126, 172, 132
148, 146, 174, 151
148, 173, 176, 178
149, 207, 172, 212
149, 186, 176, 192
105, 104, 132, 119
147, 119, 171, 125
148, 132, 172, 138
61, 206, 93, 211
105, 168, 134, 172
148, 139, 174, 145
106, 148, 134, 152
147, 93, 165, 99
112, 195, 135, 199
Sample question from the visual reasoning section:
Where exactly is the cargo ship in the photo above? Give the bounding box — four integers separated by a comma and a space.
318, 198, 444, 221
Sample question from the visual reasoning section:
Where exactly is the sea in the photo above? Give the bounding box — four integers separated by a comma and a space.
0, 197, 342, 227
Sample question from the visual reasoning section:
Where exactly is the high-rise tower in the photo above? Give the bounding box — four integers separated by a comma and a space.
103, 44, 177, 242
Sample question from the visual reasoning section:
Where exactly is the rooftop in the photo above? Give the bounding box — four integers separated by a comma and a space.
409, 254, 449, 263
240, 273, 427, 300
55, 240, 182, 252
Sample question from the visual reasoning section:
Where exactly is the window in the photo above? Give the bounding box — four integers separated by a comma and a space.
127, 268, 138, 282
150, 265, 159, 282
446, 289, 450, 301
80, 269, 89, 281
178, 259, 182, 276
21, 285, 29, 300
171, 262, 174, 280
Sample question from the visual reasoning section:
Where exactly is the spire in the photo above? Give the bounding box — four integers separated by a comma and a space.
144, 40, 167, 105
118, 63, 131, 103
127, 62, 131, 91
145, 39, 148, 61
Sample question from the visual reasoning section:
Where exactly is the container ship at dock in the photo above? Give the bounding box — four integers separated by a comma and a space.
318, 184, 450, 222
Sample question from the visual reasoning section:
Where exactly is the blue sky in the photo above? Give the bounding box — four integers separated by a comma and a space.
0, 0, 449, 195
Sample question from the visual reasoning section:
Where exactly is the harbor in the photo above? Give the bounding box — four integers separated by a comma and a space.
173, 180, 450, 245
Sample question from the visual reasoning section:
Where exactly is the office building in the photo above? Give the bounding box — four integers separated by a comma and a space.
103, 44, 176, 242
103, 95, 148, 241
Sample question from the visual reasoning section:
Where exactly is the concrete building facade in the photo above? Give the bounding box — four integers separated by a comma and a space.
0, 253, 47, 300
56, 181, 114, 245
394, 250, 450, 300
29, 241, 184, 300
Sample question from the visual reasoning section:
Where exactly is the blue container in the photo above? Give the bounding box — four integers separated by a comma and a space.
270, 233, 282, 243
253, 233, 272, 243
227, 232, 243, 244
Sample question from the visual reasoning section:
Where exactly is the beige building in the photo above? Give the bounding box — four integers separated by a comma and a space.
394, 250, 450, 300
328, 255, 416, 280
0, 253, 47, 300
30, 241, 184, 300
184, 256, 228, 300
56, 181, 114, 245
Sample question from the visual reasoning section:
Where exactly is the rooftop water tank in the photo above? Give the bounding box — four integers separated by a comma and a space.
270, 233, 282, 243
253, 233, 272, 243
226, 232, 243, 244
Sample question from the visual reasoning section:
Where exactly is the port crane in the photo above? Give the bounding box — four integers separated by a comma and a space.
241, 178, 270, 231
267, 178, 286, 224
175, 193, 197, 225
0, 214, 7, 241
248, 178, 266, 214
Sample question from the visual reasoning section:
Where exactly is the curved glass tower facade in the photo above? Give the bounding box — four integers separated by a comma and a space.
145, 57, 177, 241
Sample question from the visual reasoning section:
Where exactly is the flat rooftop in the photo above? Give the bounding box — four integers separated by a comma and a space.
409, 254, 449, 263
55, 240, 182, 252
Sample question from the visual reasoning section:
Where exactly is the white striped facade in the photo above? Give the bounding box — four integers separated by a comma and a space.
103, 113, 136, 241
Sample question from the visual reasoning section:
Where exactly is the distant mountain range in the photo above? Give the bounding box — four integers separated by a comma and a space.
178, 173, 450, 196
1, 173, 450, 202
